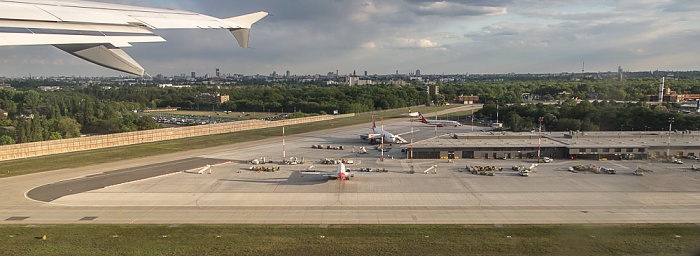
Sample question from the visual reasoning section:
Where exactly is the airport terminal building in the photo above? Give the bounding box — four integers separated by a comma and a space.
406, 131, 700, 160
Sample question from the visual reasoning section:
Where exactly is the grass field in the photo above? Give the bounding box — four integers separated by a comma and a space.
0, 106, 454, 179
1, 224, 698, 255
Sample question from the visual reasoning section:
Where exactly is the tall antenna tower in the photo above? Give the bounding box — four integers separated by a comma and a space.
582, 62, 585, 73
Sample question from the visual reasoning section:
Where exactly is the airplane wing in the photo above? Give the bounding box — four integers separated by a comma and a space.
395, 130, 419, 136
0, 0, 268, 76
361, 133, 382, 139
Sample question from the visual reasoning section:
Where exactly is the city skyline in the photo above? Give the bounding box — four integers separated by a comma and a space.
0, 0, 698, 77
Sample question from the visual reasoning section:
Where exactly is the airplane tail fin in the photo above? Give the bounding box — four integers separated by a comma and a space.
225, 11, 269, 48
418, 112, 428, 123
372, 113, 376, 129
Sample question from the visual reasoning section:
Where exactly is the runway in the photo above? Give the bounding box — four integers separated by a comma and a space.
3, 106, 700, 224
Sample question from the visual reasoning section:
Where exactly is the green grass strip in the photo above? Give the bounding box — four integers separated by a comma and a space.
0, 224, 698, 256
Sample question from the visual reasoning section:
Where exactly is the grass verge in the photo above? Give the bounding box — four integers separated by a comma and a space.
0, 106, 454, 178
0, 224, 698, 256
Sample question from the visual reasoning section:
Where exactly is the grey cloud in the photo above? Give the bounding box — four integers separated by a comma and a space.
402, 0, 508, 16
404, 0, 513, 7
660, 0, 700, 12
1, 0, 699, 76
411, 3, 506, 16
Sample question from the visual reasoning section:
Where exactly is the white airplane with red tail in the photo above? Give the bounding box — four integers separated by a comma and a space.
418, 112, 462, 127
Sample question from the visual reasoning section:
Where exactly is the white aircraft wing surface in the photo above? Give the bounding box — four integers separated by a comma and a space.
395, 130, 419, 136
0, 0, 267, 76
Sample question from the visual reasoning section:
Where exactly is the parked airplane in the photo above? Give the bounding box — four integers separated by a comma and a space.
299, 163, 353, 180
418, 112, 462, 127
0, 0, 267, 76
359, 118, 409, 144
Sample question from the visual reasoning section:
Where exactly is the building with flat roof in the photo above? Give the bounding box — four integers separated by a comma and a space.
406, 131, 700, 160
194, 93, 229, 104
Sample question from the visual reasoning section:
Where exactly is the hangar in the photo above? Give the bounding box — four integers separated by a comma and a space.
406, 131, 700, 160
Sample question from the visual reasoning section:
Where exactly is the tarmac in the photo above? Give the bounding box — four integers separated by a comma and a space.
2, 106, 700, 224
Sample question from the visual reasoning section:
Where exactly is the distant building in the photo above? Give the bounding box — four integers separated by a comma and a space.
38, 86, 61, 91
286, 70, 291, 77
0, 84, 13, 90
618, 66, 624, 81
158, 84, 191, 88
16, 109, 34, 119
426, 84, 439, 96
191, 72, 196, 79
683, 94, 700, 101
649, 88, 684, 103
347, 75, 373, 86
194, 93, 229, 104
415, 69, 421, 76
522, 93, 541, 102
457, 95, 479, 104
388, 79, 407, 86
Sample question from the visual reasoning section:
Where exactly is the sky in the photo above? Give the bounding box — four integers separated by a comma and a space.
1, 0, 699, 77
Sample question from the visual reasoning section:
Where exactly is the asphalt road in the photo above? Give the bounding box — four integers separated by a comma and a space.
26, 157, 231, 202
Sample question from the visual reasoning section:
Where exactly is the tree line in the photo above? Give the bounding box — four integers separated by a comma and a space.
476, 100, 700, 132
0, 89, 160, 145
79, 84, 432, 114
2, 76, 699, 145
0, 84, 431, 145
437, 77, 700, 104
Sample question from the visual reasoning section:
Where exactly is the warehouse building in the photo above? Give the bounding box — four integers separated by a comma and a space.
406, 131, 700, 160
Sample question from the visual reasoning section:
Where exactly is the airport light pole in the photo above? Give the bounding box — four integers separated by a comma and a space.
667, 117, 674, 157
434, 110, 438, 137
496, 103, 499, 127
471, 104, 474, 132
410, 110, 414, 162
381, 118, 385, 162
282, 120, 286, 161
538, 116, 543, 163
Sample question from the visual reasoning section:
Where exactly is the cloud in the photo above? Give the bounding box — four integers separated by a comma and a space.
0, 0, 698, 76
409, 1, 507, 16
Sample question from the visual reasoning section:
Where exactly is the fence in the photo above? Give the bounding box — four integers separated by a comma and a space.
0, 113, 355, 162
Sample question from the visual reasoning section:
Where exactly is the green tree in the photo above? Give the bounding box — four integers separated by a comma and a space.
556, 118, 582, 131
56, 117, 82, 138
47, 132, 62, 140
0, 134, 15, 145
134, 116, 161, 130
504, 111, 532, 132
